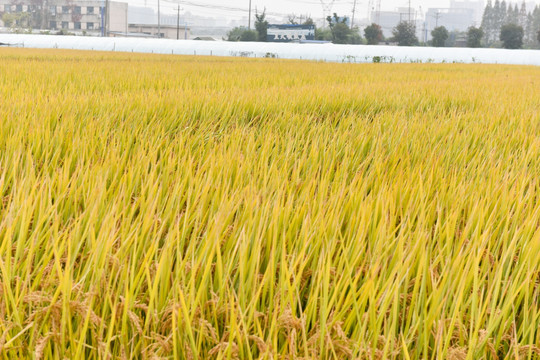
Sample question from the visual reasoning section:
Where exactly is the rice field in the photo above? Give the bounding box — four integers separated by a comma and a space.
0, 48, 539, 359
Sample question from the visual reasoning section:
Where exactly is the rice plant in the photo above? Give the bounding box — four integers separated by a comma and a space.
0, 48, 539, 359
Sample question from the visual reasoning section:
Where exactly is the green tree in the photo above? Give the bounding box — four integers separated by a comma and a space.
315, 27, 333, 41
364, 23, 383, 45
507, 3, 519, 24
431, 26, 449, 47
255, 10, 269, 42
519, 1, 528, 29
303, 18, 315, 27
466, 26, 484, 47
240, 30, 258, 42
288, 15, 315, 27
525, 12, 534, 44
349, 27, 363, 44
493, 0, 505, 38
392, 21, 418, 46
499, 0, 508, 27
226, 27, 247, 41
537, 29, 540, 43
500, 23, 524, 48
533, 6, 540, 45
326, 13, 349, 44
332, 22, 352, 44
2, 12, 31, 32
481, 0, 495, 44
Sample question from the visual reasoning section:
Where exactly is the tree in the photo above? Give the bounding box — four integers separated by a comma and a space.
326, 13, 349, 44
226, 27, 247, 41
2, 12, 31, 32
533, 6, 540, 46
519, 1, 528, 28
240, 30, 258, 42
431, 26, 449, 47
499, 0, 508, 27
482, 0, 495, 44
466, 26, 484, 47
500, 23, 524, 48
325, 13, 362, 44
493, 0, 501, 31
492, 0, 508, 40
392, 21, 418, 46
507, 3, 519, 25
27, 0, 46, 29
288, 14, 299, 25
315, 27, 333, 41
226, 27, 258, 42
303, 18, 315, 27
332, 22, 352, 44
289, 15, 315, 27
255, 10, 269, 42
349, 27, 363, 44
364, 23, 383, 45
525, 12, 534, 44
537, 29, 540, 43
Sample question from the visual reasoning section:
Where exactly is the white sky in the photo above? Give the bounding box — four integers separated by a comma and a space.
120, 0, 453, 20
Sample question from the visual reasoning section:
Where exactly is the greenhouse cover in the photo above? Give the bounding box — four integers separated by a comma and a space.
1, 34, 539, 65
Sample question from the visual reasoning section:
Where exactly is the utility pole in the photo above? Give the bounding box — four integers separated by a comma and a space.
157, 0, 161, 37
432, 10, 442, 28
176, 6, 180, 39
248, 0, 252, 30
375, 0, 381, 25
42, 0, 47, 30
351, 0, 357, 29
105, 0, 109, 36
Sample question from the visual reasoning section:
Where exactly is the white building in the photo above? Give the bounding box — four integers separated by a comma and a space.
0, 0, 127, 35
425, 7, 476, 33
450, 0, 485, 25
372, 7, 422, 39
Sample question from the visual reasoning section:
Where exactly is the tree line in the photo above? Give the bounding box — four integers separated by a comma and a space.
481, 0, 540, 48
226, 11, 363, 44
228, 2, 540, 50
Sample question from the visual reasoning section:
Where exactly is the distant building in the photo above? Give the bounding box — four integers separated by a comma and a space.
267, 24, 315, 42
374, 10, 402, 37
126, 6, 190, 39
108, 1, 128, 34
450, 0, 484, 25
0, 0, 127, 35
425, 8, 475, 33
126, 24, 190, 39
372, 8, 422, 38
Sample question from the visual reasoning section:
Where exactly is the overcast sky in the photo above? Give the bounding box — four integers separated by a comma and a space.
121, 0, 453, 20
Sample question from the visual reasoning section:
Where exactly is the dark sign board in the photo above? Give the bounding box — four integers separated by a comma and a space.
267, 24, 316, 42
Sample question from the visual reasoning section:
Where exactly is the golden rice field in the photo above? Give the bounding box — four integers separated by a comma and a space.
0, 48, 539, 359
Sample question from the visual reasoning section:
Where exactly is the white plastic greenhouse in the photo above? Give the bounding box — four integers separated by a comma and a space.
1, 34, 539, 66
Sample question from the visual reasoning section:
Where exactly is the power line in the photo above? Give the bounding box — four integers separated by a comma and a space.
129, 0, 361, 23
